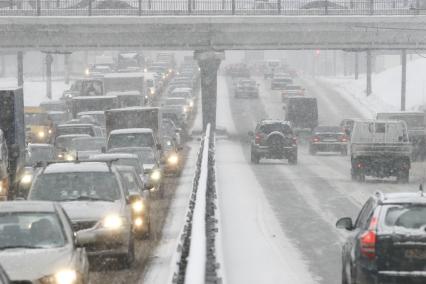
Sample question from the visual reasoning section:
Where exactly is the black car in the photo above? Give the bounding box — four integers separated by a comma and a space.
249, 120, 297, 164
309, 126, 349, 155
337, 190, 426, 284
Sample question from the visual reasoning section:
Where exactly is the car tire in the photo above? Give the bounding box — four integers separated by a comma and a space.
120, 235, 135, 269
288, 153, 298, 165
397, 169, 409, 184
251, 151, 260, 164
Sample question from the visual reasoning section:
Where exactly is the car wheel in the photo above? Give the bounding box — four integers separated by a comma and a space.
251, 151, 260, 164
397, 169, 409, 184
288, 153, 298, 165
120, 235, 135, 269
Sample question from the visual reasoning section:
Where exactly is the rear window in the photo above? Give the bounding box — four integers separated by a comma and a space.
382, 204, 426, 230
259, 123, 293, 135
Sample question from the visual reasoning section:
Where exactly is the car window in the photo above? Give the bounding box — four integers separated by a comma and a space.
30, 172, 121, 202
383, 204, 426, 230
354, 198, 374, 229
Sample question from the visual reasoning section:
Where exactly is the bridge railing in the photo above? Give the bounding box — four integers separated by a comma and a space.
0, 0, 424, 16
168, 123, 224, 284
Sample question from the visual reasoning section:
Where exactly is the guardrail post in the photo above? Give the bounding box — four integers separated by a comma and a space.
88, 0, 92, 16
325, 0, 328, 15
231, 0, 235, 15
36, 0, 41, 16
148, 0, 151, 10
138, 0, 141, 15
188, 0, 191, 14
369, 0, 374, 15
277, 0, 281, 14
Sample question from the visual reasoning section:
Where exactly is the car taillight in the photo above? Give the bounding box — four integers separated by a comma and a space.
360, 217, 377, 260
340, 136, 349, 142
292, 137, 297, 145
312, 136, 320, 143
255, 134, 262, 144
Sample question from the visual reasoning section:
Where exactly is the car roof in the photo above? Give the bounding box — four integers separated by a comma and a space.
77, 111, 105, 115
56, 134, 91, 139
0, 201, 57, 213
259, 119, 291, 125
379, 192, 426, 205
115, 165, 137, 172
90, 153, 138, 159
172, 87, 192, 92
28, 143, 53, 148
110, 128, 153, 135
43, 162, 112, 174
57, 123, 94, 128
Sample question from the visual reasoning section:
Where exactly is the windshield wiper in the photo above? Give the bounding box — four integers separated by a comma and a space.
0, 245, 44, 250
62, 196, 114, 202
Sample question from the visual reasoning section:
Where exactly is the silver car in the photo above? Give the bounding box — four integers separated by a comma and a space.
0, 201, 90, 283
28, 161, 135, 267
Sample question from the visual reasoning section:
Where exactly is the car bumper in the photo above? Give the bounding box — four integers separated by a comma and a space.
358, 268, 426, 284
252, 144, 297, 156
82, 227, 131, 257
310, 142, 347, 151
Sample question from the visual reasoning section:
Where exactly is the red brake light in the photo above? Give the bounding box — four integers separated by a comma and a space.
292, 137, 297, 145
360, 217, 377, 260
255, 134, 262, 144
312, 136, 320, 143
340, 135, 349, 142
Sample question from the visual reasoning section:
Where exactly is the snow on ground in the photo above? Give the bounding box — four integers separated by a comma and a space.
319, 57, 426, 117
216, 140, 316, 284
0, 77, 68, 106
216, 75, 237, 135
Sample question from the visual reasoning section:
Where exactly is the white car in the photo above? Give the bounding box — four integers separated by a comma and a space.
28, 161, 136, 267
0, 201, 90, 283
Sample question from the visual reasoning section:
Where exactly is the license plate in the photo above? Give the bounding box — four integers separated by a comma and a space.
323, 139, 337, 142
404, 249, 426, 260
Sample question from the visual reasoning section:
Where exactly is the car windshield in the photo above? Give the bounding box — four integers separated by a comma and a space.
0, 212, 66, 249
30, 172, 121, 202
56, 126, 94, 137
71, 138, 105, 151
108, 133, 154, 149
27, 147, 54, 164
383, 204, 426, 230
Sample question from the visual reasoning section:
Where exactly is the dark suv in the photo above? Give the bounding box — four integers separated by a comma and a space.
336, 190, 426, 284
249, 120, 297, 164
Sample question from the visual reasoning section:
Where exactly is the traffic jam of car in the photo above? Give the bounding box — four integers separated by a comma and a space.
0, 52, 200, 283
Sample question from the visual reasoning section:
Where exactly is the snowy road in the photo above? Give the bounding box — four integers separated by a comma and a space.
215, 74, 426, 284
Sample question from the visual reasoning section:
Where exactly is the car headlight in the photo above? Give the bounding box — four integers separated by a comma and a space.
55, 269, 77, 284
57, 153, 64, 159
183, 106, 188, 113
102, 214, 123, 230
132, 200, 144, 213
150, 169, 161, 181
143, 68, 148, 73
134, 217, 143, 227
167, 154, 179, 165
84, 68, 90, 76
189, 100, 194, 107
21, 174, 32, 184
48, 129, 52, 134
38, 131, 45, 138
65, 154, 74, 161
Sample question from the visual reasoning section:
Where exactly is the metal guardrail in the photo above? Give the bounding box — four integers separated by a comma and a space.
169, 123, 223, 284
0, 0, 425, 16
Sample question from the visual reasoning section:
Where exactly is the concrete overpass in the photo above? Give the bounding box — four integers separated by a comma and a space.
2, 16, 426, 51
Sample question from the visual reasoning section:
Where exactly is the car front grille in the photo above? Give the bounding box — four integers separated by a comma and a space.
72, 221, 97, 231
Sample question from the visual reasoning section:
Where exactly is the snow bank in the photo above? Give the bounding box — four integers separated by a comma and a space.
0, 77, 68, 106
320, 57, 426, 116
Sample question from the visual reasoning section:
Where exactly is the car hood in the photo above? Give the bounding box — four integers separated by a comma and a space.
61, 200, 123, 221
0, 246, 72, 281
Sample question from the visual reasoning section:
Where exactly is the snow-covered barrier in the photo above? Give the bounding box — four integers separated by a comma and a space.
169, 124, 223, 284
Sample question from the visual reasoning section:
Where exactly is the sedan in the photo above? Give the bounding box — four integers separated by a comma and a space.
0, 201, 90, 283
309, 126, 349, 155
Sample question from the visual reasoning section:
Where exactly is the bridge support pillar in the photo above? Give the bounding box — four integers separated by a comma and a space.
366, 50, 372, 96
17, 51, 23, 87
354, 52, 359, 80
195, 50, 225, 131
45, 53, 53, 100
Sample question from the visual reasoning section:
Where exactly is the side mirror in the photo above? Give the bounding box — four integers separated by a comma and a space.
248, 131, 254, 137
336, 217, 353, 231
75, 231, 95, 247
101, 146, 106, 153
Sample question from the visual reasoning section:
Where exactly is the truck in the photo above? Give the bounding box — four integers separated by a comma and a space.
284, 96, 318, 131
0, 87, 26, 200
376, 112, 426, 160
350, 120, 412, 183
105, 107, 160, 137
103, 73, 145, 107
70, 95, 118, 118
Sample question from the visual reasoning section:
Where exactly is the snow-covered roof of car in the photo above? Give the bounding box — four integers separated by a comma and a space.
259, 119, 291, 125
72, 95, 117, 101
108, 146, 153, 154
379, 192, 426, 204
57, 124, 95, 128
171, 87, 192, 93
89, 153, 139, 160
28, 143, 53, 148
77, 111, 105, 115
0, 201, 57, 213
44, 162, 112, 174
103, 72, 144, 78
47, 111, 66, 114
56, 134, 91, 139
109, 128, 153, 135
